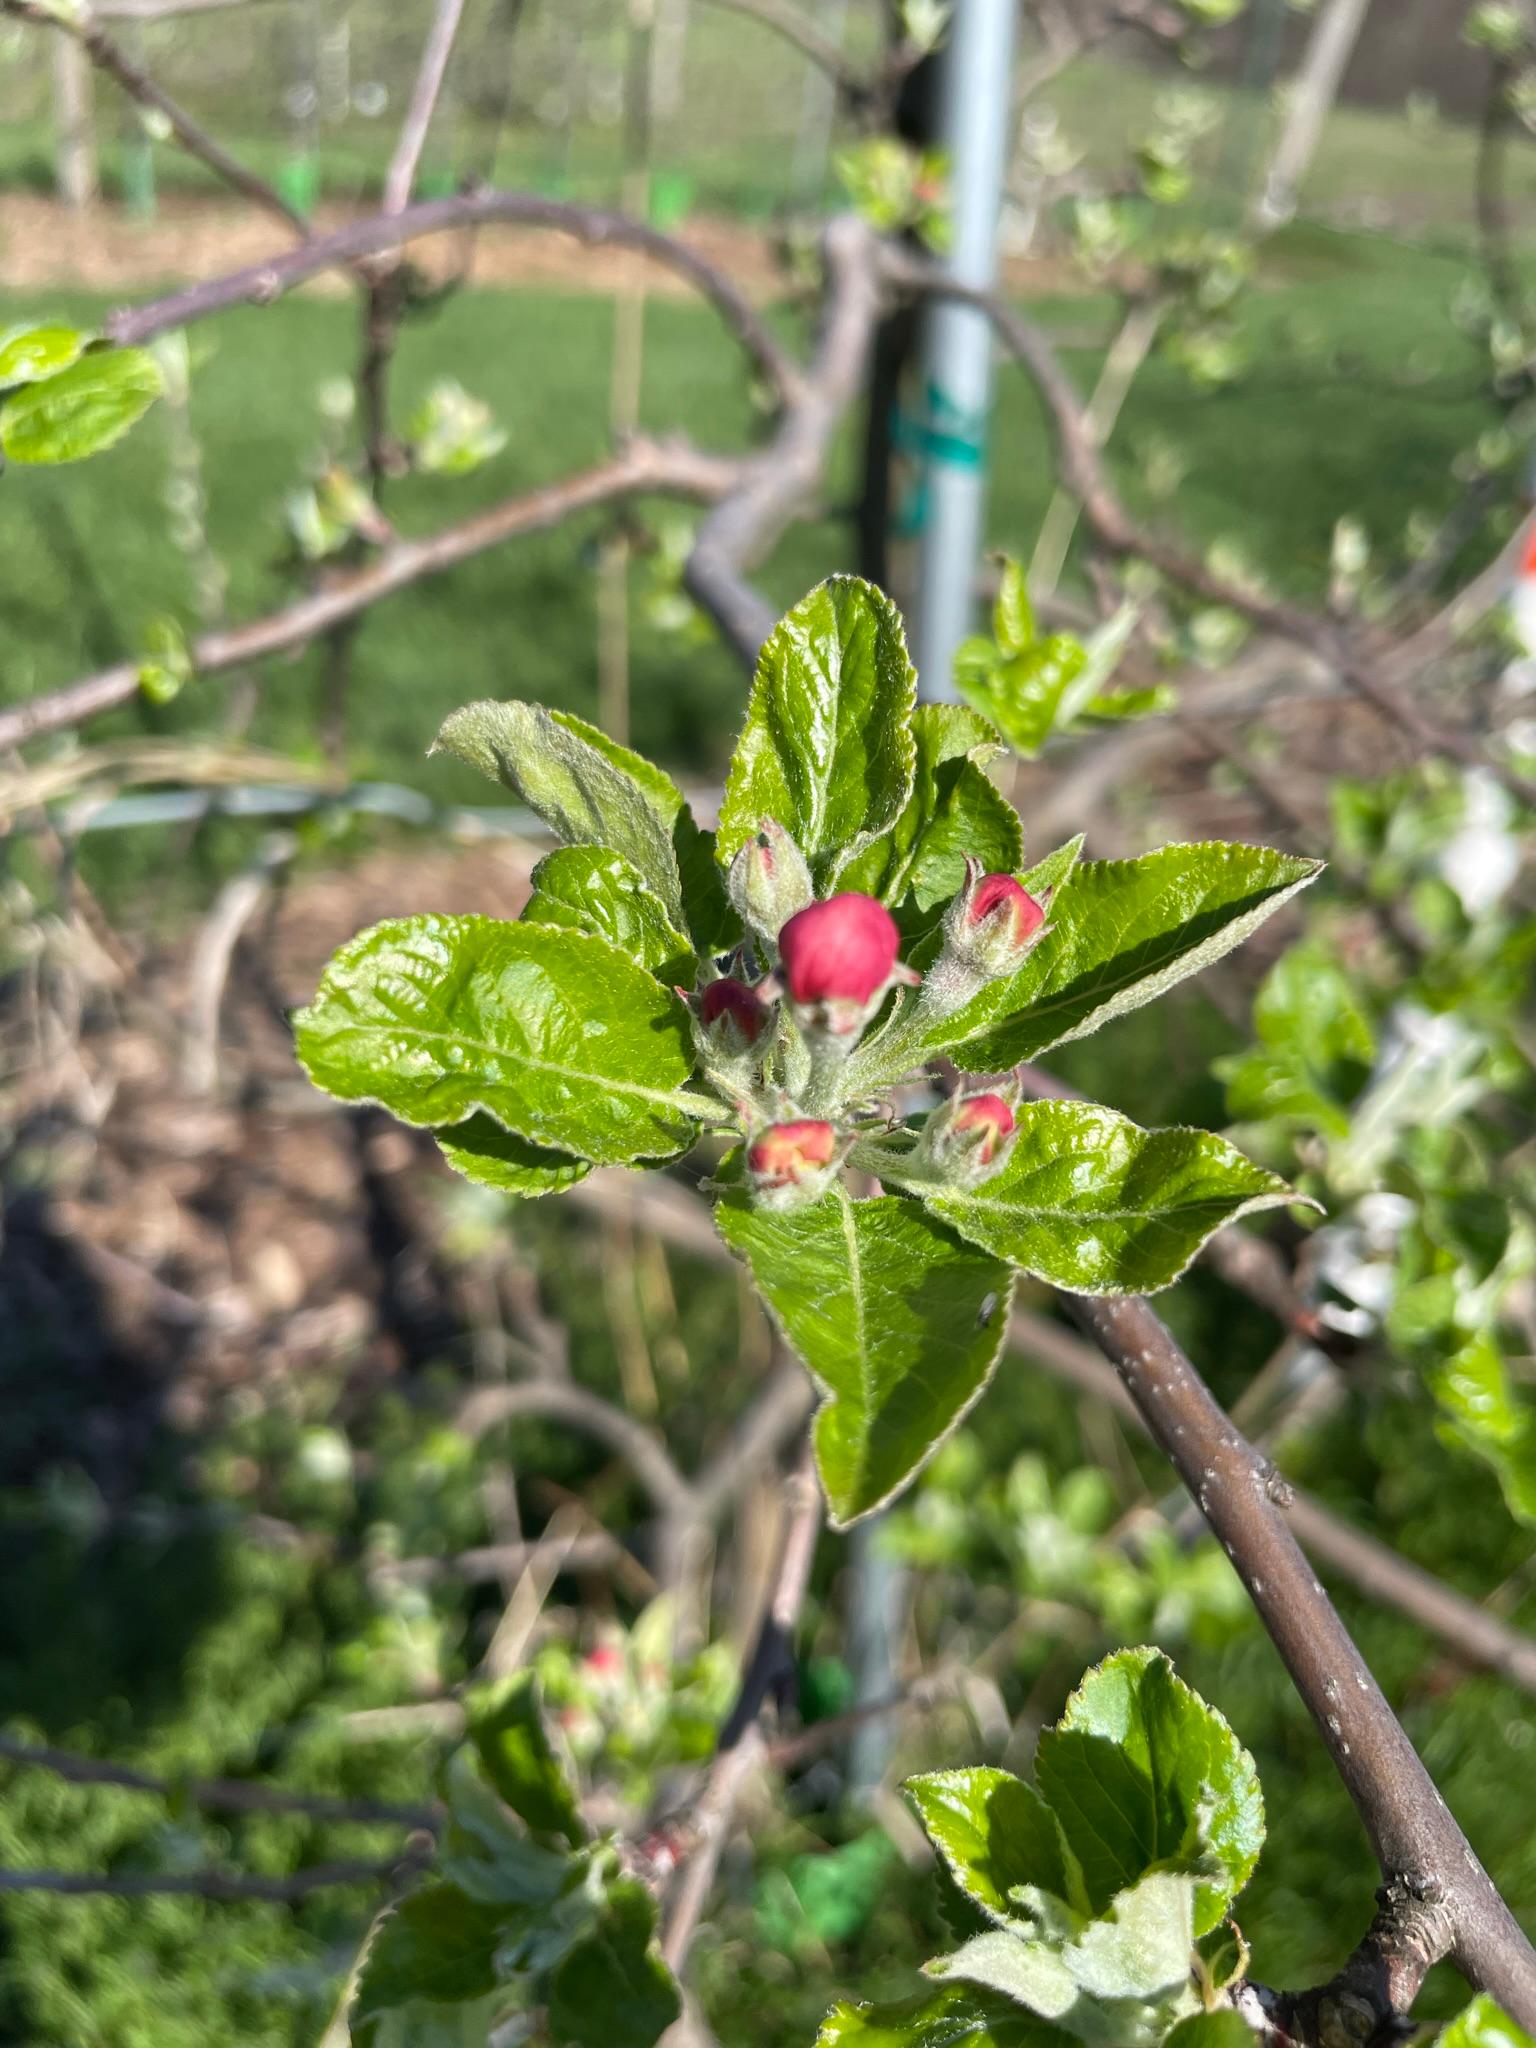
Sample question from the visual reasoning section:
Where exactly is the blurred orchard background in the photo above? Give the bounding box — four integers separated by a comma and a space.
3, 2, 1536, 2044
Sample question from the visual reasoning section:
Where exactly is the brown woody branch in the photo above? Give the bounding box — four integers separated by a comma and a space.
0, 442, 733, 753
1, 0, 307, 234
0, 1854, 427, 1903
103, 190, 800, 405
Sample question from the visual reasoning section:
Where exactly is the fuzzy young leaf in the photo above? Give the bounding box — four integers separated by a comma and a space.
432, 702, 685, 924
1034, 1649, 1263, 1936
1164, 2015, 1257, 2048
717, 576, 917, 889
471, 1674, 587, 1846
546, 1878, 680, 2048
842, 705, 1022, 938
821, 1984, 1078, 2048
906, 1768, 1080, 1925
868, 1103, 1305, 1296
900, 844, 1322, 1075
1440, 1997, 1536, 2048
0, 346, 163, 463
0, 322, 89, 386
716, 1187, 1013, 1526
436, 1114, 591, 1198
523, 845, 693, 980
294, 915, 707, 1166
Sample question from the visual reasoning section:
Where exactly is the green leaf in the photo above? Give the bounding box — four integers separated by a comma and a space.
994, 559, 1035, 657
842, 705, 1022, 939
901, 844, 1322, 1075
437, 1752, 576, 1908
1428, 1331, 1536, 1527
294, 915, 707, 1166
471, 1674, 588, 1846
548, 711, 738, 953
1034, 1649, 1263, 1936
955, 636, 1087, 759
869, 1103, 1306, 1296
432, 702, 684, 923
906, 1768, 1079, 1925
1164, 2015, 1257, 2048
1217, 939, 1374, 1138
436, 1115, 591, 1198
353, 1885, 507, 2023
0, 322, 89, 386
717, 576, 917, 889
930, 1874, 1198, 2046
523, 846, 693, 980
716, 1187, 1013, 1526
1, 345, 163, 463
547, 1877, 680, 2048
1441, 1996, 1536, 2048
820, 1983, 1077, 2048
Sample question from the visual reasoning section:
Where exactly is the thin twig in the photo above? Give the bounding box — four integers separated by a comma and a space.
104, 190, 800, 404
2, 0, 306, 234
383, 0, 469, 217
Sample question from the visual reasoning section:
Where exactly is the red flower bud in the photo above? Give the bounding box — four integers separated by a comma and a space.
747, 1119, 838, 1194
585, 1643, 624, 1679
699, 976, 771, 1046
967, 873, 1046, 947
950, 1093, 1016, 1168
779, 894, 902, 1007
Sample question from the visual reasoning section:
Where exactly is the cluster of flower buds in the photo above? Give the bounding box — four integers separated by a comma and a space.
698, 819, 1049, 1210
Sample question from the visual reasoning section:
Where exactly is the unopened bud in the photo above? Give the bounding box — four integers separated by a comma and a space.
943, 865, 1048, 979
698, 975, 772, 1055
746, 1119, 841, 1208
728, 818, 814, 950
916, 1088, 1019, 1185
777, 892, 916, 1038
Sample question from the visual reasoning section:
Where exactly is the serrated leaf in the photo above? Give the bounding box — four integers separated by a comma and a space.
931, 1874, 1198, 2047
353, 1885, 508, 2023
1428, 1331, 1536, 1528
955, 636, 1087, 759
294, 915, 708, 1166
547, 1878, 680, 2048
906, 1769, 1079, 1926
0, 322, 89, 385
842, 705, 1022, 941
717, 576, 917, 889
1217, 940, 1374, 1139
901, 845, 1322, 1076
523, 845, 693, 980
438, 1751, 576, 1908
1021, 837, 1085, 902
820, 1983, 1077, 2048
436, 1114, 591, 1197
870, 1103, 1305, 1296
1035, 1649, 1263, 1936
432, 702, 684, 923
471, 1673, 587, 1846
355, 1990, 507, 2048
0, 345, 163, 463
716, 1186, 1013, 1526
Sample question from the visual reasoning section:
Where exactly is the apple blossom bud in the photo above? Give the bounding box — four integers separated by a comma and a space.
698, 976, 771, 1053
777, 892, 915, 1039
948, 1093, 1016, 1168
918, 1088, 1020, 1185
942, 866, 1048, 980
727, 818, 814, 948
746, 1119, 841, 1208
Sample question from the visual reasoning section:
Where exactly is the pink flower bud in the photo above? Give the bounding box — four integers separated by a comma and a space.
779, 894, 902, 1007
698, 976, 771, 1047
585, 1643, 624, 1679
727, 817, 813, 944
950, 1093, 1016, 1168
966, 873, 1046, 948
747, 1119, 839, 1202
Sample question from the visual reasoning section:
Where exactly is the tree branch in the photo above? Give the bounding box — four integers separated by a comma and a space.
658, 1439, 821, 1969
0, 1852, 428, 1902
104, 190, 799, 405
1072, 1293, 1536, 2028
0, 1733, 440, 1829
455, 1376, 696, 1523
383, 0, 469, 219
2, 0, 307, 234
0, 442, 732, 753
